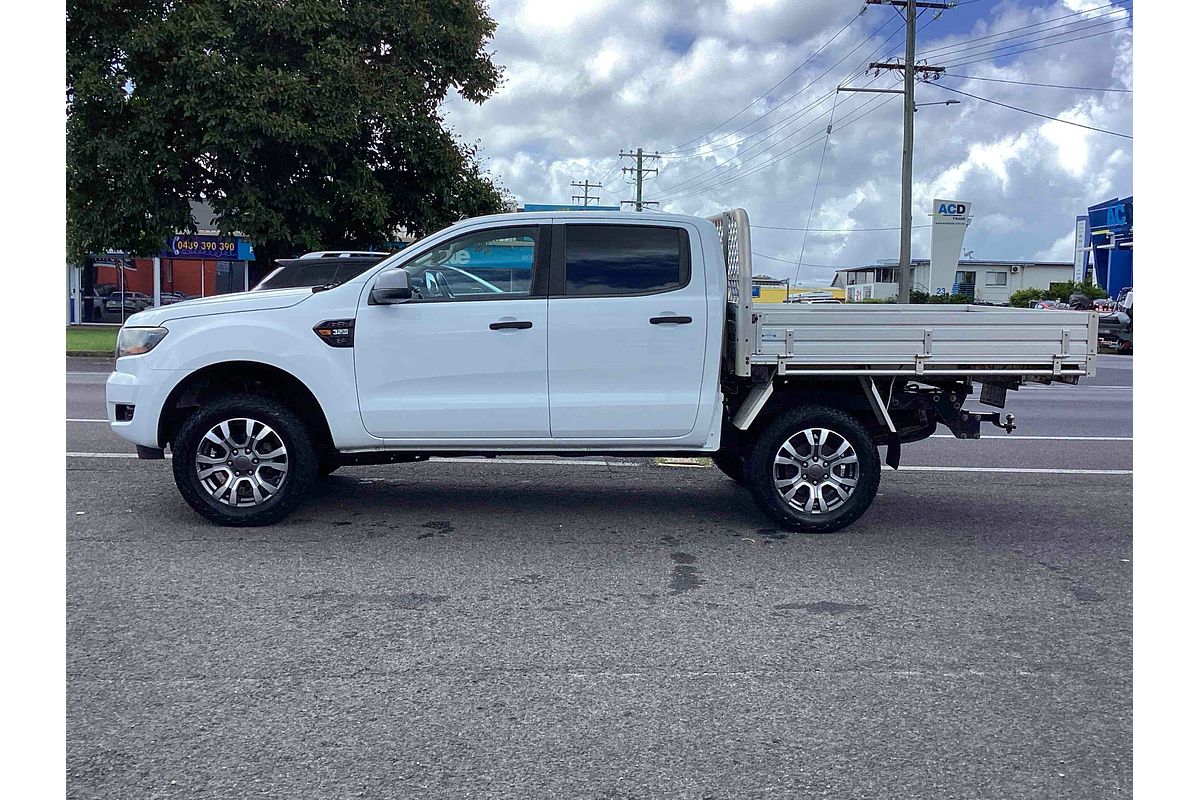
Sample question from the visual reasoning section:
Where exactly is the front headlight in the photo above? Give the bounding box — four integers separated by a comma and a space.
116, 326, 169, 358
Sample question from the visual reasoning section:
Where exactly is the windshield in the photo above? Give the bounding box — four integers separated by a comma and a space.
255, 258, 382, 290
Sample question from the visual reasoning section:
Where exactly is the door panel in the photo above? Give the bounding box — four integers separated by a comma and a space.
354, 225, 550, 440
548, 223, 707, 438
356, 299, 548, 439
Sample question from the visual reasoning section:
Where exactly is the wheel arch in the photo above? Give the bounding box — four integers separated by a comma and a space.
732, 378, 877, 442
157, 361, 335, 453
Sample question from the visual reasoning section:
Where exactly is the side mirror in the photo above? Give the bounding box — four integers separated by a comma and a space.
369, 269, 413, 305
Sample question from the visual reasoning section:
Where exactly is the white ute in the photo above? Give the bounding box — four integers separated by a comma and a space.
107, 209, 1097, 532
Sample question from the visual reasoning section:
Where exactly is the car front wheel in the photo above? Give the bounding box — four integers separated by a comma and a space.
171, 394, 318, 526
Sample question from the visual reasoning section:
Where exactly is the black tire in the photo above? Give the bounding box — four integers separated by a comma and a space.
171, 393, 319, 526
711, 448, 746, 484
745, 406, 881, 534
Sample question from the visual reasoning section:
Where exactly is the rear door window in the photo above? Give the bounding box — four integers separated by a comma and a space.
561, 225, 688, 297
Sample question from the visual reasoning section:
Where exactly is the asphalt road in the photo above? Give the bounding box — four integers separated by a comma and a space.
66, 355, 1132, 798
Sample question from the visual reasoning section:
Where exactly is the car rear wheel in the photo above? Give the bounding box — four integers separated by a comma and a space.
171, 394, 318, 526
745, 406, 881, 534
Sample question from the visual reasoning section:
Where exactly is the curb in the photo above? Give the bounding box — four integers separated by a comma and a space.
67, 350, 115, 358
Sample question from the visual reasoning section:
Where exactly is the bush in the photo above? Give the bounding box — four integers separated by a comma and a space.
1046, 280, 1109, 303
1008, 287, 1047, 308
910, 289, 973, 304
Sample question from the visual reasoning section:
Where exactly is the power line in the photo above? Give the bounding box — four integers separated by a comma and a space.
647, 88, 900, 205
667, 8, 866, 152
659, 15, 903, 155
792, 94, 841, 283
753, 251, 845, 270
942, 72, 1131, 92
674, 90, 898, 203
931, 83, 1132, 138
649, 30, 911, 200
655, 20, 906, 164
941, 26, 1129, 69
753, 223, 932, 232
917, 3, 1130, 59
921, 15, 1130, 63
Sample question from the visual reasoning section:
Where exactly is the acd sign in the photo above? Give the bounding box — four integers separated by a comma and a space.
937, 202, 968, 215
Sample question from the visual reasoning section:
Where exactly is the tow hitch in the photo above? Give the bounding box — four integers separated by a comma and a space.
932, 386, 1017, 439
983, 412, 1017, 434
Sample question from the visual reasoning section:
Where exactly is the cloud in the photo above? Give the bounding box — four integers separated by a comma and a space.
446, 0, 1132, 282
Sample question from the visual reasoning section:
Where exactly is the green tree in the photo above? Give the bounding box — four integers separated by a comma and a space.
67, 0, 511, 268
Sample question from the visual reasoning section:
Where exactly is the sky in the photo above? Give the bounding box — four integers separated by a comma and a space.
441, 0, 1133, 285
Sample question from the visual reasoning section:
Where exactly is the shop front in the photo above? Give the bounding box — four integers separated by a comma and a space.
69, 231, 255, 325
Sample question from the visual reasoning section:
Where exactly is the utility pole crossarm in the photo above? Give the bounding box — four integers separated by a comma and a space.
837, 87, 904, 94
866, 0, 954, 8
570, 179, 602, 207
618, 147, 661, 212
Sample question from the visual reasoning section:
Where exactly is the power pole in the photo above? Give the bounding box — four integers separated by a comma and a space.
618, 148, 661, 211
861, 0, 952, 303
570, 179, 602, 207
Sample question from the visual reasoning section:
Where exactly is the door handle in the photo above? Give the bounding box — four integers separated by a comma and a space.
489, 320, 533, 330
649, 315, 692, 325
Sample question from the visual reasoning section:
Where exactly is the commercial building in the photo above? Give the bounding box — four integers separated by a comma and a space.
1086, 196, 1132, 296
832, 258, 1075, 304
68, 202, 256, 325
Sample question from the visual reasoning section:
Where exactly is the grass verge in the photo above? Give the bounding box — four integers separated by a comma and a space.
67, 326, 118, 356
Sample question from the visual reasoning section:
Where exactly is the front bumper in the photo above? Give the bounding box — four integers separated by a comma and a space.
106, 359, 185, 450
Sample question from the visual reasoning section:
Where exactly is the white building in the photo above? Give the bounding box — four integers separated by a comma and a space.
832, 258, 1075, 305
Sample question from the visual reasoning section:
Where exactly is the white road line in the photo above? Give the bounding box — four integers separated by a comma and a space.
897, 466, 1131, 475
1016, 386, 1131, 391
68, 452, 143, 458
63, 451, 1132, 475
929, 434, 1131, 441
67, 418, 108, 423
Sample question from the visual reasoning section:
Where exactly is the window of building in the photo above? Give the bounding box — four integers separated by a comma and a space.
563, 225, 687, 296
985, 270, 1008, 286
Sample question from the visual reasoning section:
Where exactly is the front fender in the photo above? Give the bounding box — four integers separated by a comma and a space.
137, 303, 380, 450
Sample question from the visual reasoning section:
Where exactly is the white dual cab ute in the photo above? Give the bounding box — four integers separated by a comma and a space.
107, 208, 1097, 532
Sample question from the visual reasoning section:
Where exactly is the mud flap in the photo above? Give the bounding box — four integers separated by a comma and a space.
885, 434, 901, 471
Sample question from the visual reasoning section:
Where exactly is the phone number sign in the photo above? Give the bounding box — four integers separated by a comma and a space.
164, 235, 239, 258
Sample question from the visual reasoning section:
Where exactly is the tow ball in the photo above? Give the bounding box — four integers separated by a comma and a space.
982, 412, 1017, 434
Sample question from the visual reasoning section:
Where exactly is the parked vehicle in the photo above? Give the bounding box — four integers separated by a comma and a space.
105, 291, 153, 313
1098, 289, 1132, 353
255, 256, 387, 291
107, 209, 1096, 532
159, 291, 192, 305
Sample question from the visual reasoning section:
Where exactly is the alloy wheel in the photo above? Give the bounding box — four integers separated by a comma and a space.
194, 418, 289, 507
772, 427, 859, 515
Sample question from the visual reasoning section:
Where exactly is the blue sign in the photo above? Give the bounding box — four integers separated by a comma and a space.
521, 203, 621, 212
161, 234, 255, 261
1087, 197, 1132, 239
448, 242, 534, 269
